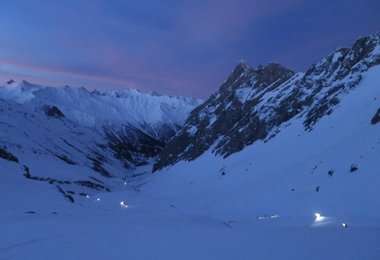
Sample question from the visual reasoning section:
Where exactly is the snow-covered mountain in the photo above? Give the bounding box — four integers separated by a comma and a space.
154, 31, 380, 171
0, 80, 201, 138
0, 82, 201, 152
0, 82, 201, 199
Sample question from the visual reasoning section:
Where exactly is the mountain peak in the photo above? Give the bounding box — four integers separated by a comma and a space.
237, 59, 251, 70
220, 60, 254, 91
228, 60, 253, 78
260, 62, 294, 77
6, 79, 15, 85
264, 61, 290, 70
21, 80, 33, 86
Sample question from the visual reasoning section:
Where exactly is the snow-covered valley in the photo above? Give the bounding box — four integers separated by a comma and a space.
1, 32, 380, 259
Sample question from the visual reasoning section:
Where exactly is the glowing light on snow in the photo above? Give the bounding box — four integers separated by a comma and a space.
86, 195, 90, 199
315, 213, 325, 222
96, 198, 101, 202
342, 223, 348, 228
257, 214, 279, 220
120, 201, 128, 208
124, 182, 127, 185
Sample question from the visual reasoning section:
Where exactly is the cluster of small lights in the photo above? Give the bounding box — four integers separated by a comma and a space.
120, 201, 128, 208
93, 197, 128, 208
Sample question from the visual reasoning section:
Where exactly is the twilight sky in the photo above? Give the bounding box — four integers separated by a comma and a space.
0, 0, 379, 98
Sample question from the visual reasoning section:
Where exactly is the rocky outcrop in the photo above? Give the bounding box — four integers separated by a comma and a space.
0, 147, 19, 163
41, 105, 66, 119
371, 108, 380, 125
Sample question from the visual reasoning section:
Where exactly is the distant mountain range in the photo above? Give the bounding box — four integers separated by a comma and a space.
0, 82, 201, 196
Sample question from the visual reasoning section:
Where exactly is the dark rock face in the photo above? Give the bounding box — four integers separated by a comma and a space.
153, 62, 295, 171
41, 105, 65, 118
6, 79, 15, 85
371, 108, 380, 125
153, 32, 380, 172
350, 164, 358, 173
105, 124, 167, 168
74, 180, 110, 191
0, 147, 19, 163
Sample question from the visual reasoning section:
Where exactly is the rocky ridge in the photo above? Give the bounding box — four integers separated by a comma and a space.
154, 32, 380, 171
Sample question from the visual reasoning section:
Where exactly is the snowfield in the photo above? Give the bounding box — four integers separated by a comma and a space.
0, 64, 380, 259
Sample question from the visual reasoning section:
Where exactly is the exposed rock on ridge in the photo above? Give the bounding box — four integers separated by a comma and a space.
154, 32, 380, 172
